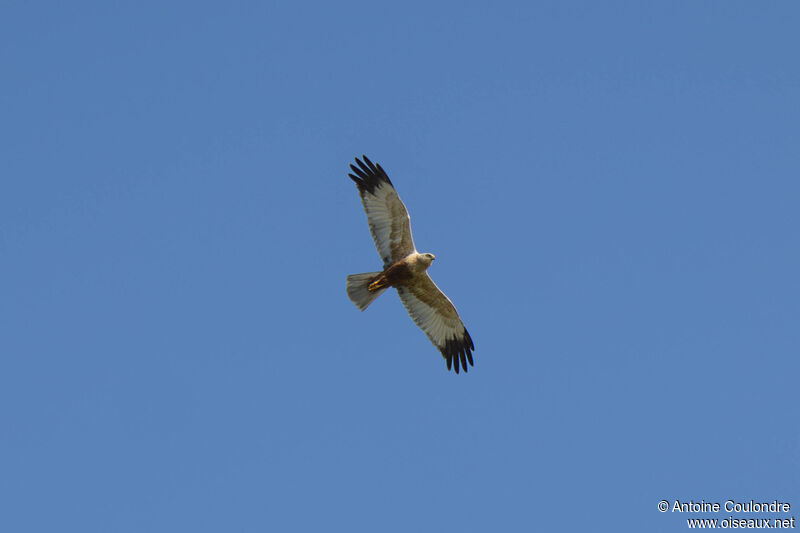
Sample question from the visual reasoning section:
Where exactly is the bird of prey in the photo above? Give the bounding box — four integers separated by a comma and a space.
345, 156, 475, 373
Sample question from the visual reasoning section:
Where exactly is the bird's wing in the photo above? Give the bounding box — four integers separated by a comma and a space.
348, 156, 416, 268
396, 273, 474, 373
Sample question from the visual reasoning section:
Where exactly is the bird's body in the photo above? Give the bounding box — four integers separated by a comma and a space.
367, 252, 430, 292
345, 156, 475, 373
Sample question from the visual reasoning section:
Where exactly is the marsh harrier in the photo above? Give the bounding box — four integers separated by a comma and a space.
345, 156, 475, 373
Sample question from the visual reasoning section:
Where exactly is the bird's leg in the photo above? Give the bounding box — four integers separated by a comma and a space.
368, 276, 389, 292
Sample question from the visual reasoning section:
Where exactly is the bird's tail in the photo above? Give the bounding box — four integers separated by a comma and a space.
346, 271, 386, 310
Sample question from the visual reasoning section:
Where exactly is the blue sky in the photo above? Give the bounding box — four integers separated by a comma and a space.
2, 1, 799, 531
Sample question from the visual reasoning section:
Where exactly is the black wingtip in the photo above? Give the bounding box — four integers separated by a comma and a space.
347, 155, 393, 195
441, 331, 474, 375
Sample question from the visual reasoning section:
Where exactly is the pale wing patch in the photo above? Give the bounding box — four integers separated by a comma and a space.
349, 157, 416, 267
396, 274, 474, 373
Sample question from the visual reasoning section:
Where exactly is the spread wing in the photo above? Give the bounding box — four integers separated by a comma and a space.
348, 156, 416, 268
396, 274, 475, 373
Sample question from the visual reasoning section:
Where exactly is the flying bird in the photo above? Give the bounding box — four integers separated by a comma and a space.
345, 156, 475, 373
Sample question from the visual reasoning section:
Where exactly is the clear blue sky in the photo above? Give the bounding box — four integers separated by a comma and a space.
2, 2, 798, 531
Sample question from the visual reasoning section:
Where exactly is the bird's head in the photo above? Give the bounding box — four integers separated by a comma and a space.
419, 252, 436, 267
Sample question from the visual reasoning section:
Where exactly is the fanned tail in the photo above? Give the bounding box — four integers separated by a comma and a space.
346, 272, 386, 310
